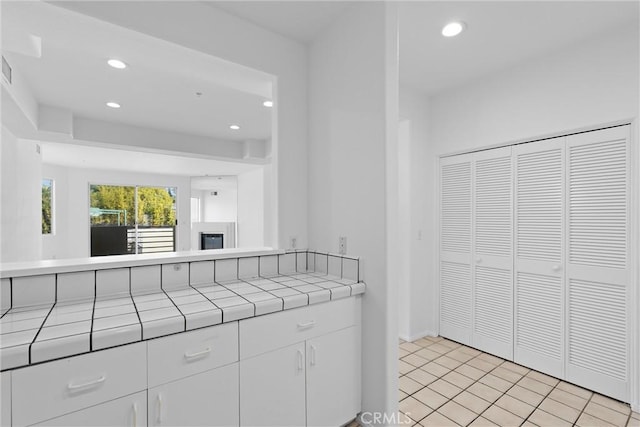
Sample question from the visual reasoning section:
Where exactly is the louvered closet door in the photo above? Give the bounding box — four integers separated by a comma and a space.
514, 137, 565, 378
472, 147, 513, 360
565, 126, 630, 402
440, 154, 473, 345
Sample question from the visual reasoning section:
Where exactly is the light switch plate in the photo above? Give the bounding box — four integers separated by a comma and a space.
339, 236, 347, 255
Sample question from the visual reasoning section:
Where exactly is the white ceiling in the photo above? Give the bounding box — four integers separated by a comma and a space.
40, 141, 262, 177
2, 1, 274, 141
399, 1, 639, 95
207, 1, 352, 44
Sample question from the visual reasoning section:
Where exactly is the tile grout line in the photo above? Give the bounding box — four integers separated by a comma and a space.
401, 341, 552, 426
399, 339, 637, 427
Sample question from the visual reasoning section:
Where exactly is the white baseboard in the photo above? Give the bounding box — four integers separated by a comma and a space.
399, 329, 438, 342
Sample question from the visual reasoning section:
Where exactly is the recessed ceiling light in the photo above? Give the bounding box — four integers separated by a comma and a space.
263, 100, 273, 108
107, 59, 127, 69
106, 102, 121, 109
442, 21, 466, 37
229, 124, 240, 130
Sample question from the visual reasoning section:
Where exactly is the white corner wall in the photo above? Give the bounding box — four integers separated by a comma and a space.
308, 2, 398, 418
237, 168, 265, 248
41, 163, 191, 260
0, 126, 42, 262
398, 88, 433, 341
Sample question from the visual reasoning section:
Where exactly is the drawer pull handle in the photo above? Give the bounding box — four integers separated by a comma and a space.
310, 345, 317, 366
67, 375, 106, 391
132, 402, 138, 427
297, 320, 315, 329
297, 349, 304, 372
184, 347, 212, 360
157, 393, 163, 423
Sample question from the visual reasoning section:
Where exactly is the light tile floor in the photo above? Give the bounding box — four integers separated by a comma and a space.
398, 336, 640, 427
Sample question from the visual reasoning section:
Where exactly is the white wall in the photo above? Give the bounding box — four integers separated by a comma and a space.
201, 188, 237, 223
0, 126, 42, 262
237, 168, 265, 248
398, 89, 433, 341
41, 163, 190, 259
429, 25, 639, 152
308, 2, 398, 417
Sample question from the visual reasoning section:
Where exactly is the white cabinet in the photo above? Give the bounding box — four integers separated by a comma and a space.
240, 343, 307, 427
5, 298, 361, 427
33, 391, 146, 427
149, 364, 239, 427
11, 342, 146, 427
1, 372, 10, 426
147, 322, 240, 427
239, 297, 362, 427
306, 326, 361, 427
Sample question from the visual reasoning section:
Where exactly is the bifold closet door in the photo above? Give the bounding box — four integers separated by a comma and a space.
514, 137, 565, 378
565, 126, 630, 402
439, 153, 473, 345
472, 147, 513, 360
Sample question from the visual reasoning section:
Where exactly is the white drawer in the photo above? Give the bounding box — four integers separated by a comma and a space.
12, 342, 146, 427
33, 391, 146, 427
147, 322, 238, 388
240, 296, 359, 359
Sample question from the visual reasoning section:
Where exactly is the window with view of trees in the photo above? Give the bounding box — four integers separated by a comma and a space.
89, 184, 177, 256
42, 179, 53, 234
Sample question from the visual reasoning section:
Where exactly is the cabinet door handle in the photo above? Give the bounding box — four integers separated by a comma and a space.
297, 349, 304, 372
297, 320, 315, 329
157, 393, 163, 424
132, 402, 138, 427
67, 374, 106, 391
552, 264, 561, 272
184, 347, 211, 360
310, 345, 316, 366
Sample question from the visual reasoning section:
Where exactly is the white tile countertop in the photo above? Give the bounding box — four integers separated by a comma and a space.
0, 250, 365, 371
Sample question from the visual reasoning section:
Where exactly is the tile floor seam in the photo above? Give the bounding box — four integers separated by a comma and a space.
573, 391, 595, 427
399, 338, 639, 427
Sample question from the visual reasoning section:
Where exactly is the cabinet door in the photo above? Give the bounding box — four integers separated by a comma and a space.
1, 372, 10, 427
148, 363, 239, 427
514, 137, 565, 378
439, 153, 473, 345
240, 343, 306, 427
472, 147, 513, 360
306, 327, 361, 427
565, 126, 630, 402
33, 391, 146, 427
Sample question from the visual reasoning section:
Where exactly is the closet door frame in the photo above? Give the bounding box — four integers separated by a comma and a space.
630, 119, 640, 412
436, 120, 638, 411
